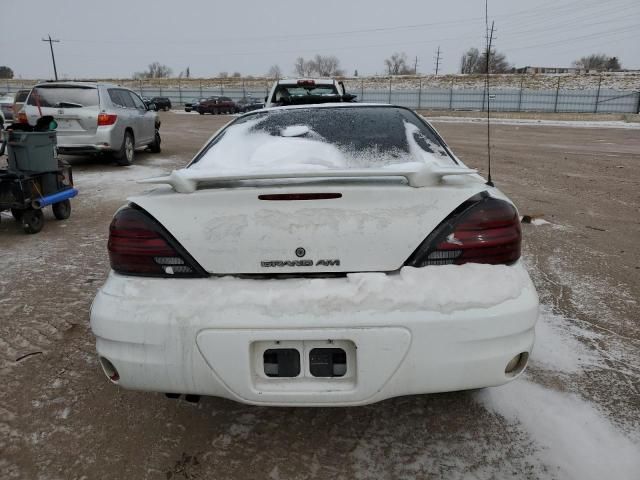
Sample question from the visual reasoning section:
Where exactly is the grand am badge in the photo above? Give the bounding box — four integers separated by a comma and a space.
261, 248, 340, 268
261, 259, 340, 268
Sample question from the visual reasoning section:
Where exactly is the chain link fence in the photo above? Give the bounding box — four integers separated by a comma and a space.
3, 77, 639, 114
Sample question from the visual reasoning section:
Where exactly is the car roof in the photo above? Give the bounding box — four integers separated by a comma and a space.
276, 78, 338, 86
33, 81, 120, 89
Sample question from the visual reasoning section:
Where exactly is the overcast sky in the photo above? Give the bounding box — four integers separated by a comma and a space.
1, 0, 638, 79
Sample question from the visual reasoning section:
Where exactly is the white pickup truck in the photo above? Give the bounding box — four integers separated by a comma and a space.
264, 78, 355, 108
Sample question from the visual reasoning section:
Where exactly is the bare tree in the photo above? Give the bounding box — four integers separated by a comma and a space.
573, 54, 621, 71
460, 48, 481, 74
219, 71, 229, 78
0, 66, 14, 79
133, 61, 172, 79
606, 57, 622, 71
293, 57, 313, 77
232, 72, 241, 78
479, 49, 511, 73
267, 64, 282, 79
293, 55, 344, 77
384, 52, 412, 75
460, 47, 511, 73
312, 54, 344, 76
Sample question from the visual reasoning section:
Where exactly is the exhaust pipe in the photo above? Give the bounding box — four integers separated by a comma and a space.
32, 187, 78, 209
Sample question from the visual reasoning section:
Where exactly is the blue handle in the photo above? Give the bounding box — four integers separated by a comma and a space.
33, 187, 78, 209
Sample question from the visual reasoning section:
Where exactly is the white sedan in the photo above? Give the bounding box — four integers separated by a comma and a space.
90, 104, 538, 406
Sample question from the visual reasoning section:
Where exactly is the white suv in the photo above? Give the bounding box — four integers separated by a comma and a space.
22, 82, 161, 166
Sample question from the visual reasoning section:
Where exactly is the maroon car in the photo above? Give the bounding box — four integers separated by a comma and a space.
195, 96, 236, 115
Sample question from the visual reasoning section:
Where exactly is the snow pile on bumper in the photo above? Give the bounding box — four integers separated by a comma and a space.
103, 263, 534, 316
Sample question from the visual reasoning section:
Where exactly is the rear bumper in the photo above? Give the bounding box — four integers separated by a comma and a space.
90, 265, 539, 406
56, 126, 119, 154
57, 145, 111, 155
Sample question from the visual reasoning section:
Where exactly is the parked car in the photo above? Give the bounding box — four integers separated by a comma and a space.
184, 98, 204, 112
0, 94, 14, 121
235, 96, 264, 113
12, 89, 31, 117
148, 97, 172, 111
194, 96, 235, 114
90, 103, 538, 406
264, 78, 355, 108
22, 82, 161, 166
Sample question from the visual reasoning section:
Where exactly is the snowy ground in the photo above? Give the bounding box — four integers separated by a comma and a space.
1, 113, 638, 479
425, 116, 640, 129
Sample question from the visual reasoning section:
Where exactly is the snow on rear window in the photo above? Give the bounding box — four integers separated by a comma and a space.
190, 107, 456, 172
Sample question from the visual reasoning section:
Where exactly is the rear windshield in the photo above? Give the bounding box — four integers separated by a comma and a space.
15, 90, 30, 102
27, 86, 99, 108
190, 106, 456, 171
277, 84, 338, 97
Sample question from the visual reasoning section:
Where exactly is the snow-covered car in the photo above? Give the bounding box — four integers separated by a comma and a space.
90, 103, 539, 406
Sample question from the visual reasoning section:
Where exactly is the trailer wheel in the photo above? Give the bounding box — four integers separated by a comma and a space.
52, 200, 71, 220
11, 208, 24, 222
22, 208, 44, 234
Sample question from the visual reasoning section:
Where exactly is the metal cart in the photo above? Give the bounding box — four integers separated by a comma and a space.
0, 128, 78, 234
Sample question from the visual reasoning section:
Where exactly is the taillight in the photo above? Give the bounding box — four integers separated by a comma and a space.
108, 206, 205, 277
406, 196, 521, 267
98, 113, 117, 126
17, 111, 28, 124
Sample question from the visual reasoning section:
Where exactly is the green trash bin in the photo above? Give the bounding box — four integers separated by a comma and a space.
2, 130, 58, 173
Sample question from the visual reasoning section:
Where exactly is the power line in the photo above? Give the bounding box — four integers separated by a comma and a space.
58, 0, 636, 47
42, 34, 60, 80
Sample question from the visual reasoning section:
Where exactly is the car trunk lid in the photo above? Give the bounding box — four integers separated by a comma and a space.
130, 178, 488, 274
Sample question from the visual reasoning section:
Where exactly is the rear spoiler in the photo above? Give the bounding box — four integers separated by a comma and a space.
138, 164, 478, 194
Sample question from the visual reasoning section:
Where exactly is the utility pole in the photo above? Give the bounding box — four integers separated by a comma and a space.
434, 46, 442, 75
42, 34, 60, 80
414, 56, 419, 75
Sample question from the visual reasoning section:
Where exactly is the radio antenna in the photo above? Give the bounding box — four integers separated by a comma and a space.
485, 1, 495, 187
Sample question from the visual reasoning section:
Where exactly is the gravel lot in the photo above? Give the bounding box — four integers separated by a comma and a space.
1, 112, 639, 479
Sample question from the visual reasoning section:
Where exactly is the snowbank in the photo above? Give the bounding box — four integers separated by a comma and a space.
429, 116, 640, 129
105, 263, 534, 315
477, 379, 640, 480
